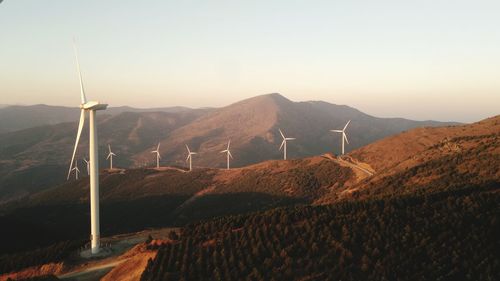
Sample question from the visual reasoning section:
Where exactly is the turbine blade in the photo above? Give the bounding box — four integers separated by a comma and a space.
108, 144, 112, 153
279, 140, 285, 151
106, 154, 111, 160
286, 138, 295, 140
343, 120, 351, 131
228, 151, 233, 159
72, 40, 87, 104
67, 109, 85, 180
157, 142, 160, 150
331, 130, 343, 133
227, 139, 231, 150
186, 154, 190, 162
279, 129, 285, 139
158, 153, 161, 159
185, 144, 190, 154
343, 132, 349, 144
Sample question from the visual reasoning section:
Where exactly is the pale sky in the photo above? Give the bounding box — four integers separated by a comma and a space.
1, 0, 499, 122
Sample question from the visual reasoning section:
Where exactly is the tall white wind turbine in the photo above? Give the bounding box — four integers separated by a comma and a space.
331, 120, 351, 155
220, 140, 233, 170
279, 129, 295, 160
67, 41, 108, 255
83, 157, 90, 175
106, 144, 116, 170
185, 144, 197, 171
151, 142, 161, 168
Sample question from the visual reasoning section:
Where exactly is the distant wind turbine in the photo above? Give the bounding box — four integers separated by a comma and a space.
83, 157, 90, 175
279, 129, 295, 160
151, 142, 161, 168
220, 140, 233, 169
67, 40, 108, 254
71, 160, 81, 180
185, 144, 197, 171
106, 144, 116, 170
331, 120, 351, 155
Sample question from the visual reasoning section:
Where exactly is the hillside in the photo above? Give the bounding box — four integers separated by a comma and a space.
0, 156, 353, 255
141, 186, 499, 281
318, 115, 500, 203
134, 93, 457, 168
0, 94, 455, 203
0, 109, 210, 203
0, 116, 498, 279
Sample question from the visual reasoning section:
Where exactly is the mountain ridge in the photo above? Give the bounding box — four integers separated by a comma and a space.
0, 93, 459, 203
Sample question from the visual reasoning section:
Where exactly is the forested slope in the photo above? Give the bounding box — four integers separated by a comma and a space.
141, 186, 499, 281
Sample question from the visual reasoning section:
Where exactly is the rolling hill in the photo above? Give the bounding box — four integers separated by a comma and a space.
0, 115, 497, 279
1, 115, 497, 256
0, 109, 210, 203
0, 93, 456, 203
0, 155, 354, 254
319, 115, 500, 203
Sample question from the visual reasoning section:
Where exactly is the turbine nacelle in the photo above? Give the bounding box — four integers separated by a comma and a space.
81, 101, 108, 111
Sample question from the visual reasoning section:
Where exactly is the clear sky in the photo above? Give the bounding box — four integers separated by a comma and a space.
1, 0, 499, 122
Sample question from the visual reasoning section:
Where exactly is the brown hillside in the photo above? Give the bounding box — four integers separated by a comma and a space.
349, 115, 499, 172
318, 115, 500, 204
0, 93, 455, 203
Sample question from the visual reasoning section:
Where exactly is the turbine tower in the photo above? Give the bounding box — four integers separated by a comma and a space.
67, 41, 107, 255
106, 144, 116, 170
185, 144, 197, 171
151, 142, 161, 168
220, 140, 233, 169
71, 160, 81, 180
279, 129, 295, 160
83, 157, 90, 175
331, 120, 351, 155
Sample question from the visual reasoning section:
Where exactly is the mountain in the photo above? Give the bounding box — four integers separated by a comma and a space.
2, 116, 496, 256
0, 115, 497, 279
133, 93, 457, 168
0, 93, 456, 203
0, 104, 201, 135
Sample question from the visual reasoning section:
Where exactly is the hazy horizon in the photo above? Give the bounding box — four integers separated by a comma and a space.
1, 1, 499, 123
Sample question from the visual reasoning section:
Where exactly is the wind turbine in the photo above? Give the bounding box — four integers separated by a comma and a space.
185, 144, 197, 171
83, 157, 90, 175
67, 40, 108, 255
106, 144, 116, 170
279, 129, 295, 160
71, 160, 81, 180
151, 142, 161, 168
331, 120, 351, 155
220, 140, 233, 170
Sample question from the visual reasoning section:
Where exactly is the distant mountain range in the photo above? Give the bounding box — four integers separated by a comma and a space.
0, 104, 201, 135
0, 93, 459, 203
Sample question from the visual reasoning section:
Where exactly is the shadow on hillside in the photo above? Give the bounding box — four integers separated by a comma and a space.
0, 192, 304, 255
